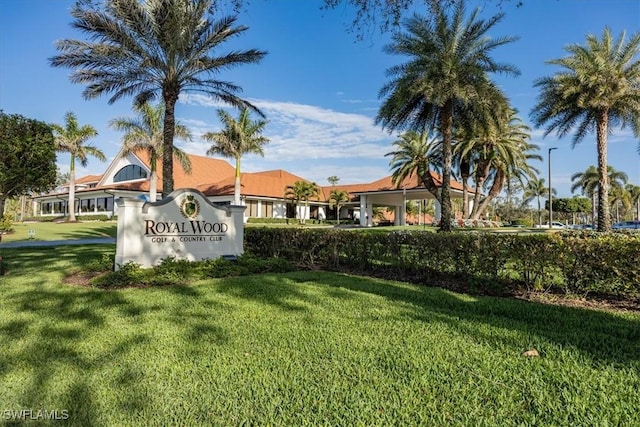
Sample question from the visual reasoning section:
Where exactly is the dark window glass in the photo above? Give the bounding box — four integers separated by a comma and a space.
114, 165, 147, 183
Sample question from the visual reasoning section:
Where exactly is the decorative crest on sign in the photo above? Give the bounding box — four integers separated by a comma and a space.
180, 194, 200, 219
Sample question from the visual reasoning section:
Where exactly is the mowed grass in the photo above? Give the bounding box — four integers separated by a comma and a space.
1, 246, 639, 426
1, 221, 117, 242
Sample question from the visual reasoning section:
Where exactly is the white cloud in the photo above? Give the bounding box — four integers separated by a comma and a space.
180, 94, 394, 163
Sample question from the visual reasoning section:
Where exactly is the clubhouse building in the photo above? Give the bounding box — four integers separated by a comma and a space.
32, 149, 470, 227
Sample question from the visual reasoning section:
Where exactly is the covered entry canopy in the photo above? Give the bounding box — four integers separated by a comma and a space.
351, 172, 473, 227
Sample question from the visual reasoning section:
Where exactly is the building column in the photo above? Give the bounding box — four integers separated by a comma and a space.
434, 200, 442, 223
394, 205, 401, 226
359, 196, 367, 227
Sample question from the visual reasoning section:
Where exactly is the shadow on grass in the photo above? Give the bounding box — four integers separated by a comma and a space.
0, 247, 229, 424
289, 271, 640, 366
2, 223, 117, 243
61, 225, 117, 240
1, 245, 113, 276
216, 274, 320, 312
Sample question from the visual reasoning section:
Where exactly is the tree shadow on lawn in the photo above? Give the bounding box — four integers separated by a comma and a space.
61, 225, 117, 240
282, 271, 640, 366
215, 274, 322, 312
0, 285, 152, 424
1, 245, 112, 276
0, 247, 229, 424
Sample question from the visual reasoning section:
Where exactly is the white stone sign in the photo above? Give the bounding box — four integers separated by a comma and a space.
115, 188, 245, 270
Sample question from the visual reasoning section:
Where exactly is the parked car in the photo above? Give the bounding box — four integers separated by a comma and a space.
569, 224, 594, 230
612, 220, 640, 230
535, 222, 566, 229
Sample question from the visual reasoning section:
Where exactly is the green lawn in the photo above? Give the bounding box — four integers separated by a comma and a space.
1, 245, 639, 426
1, 221, 117, 242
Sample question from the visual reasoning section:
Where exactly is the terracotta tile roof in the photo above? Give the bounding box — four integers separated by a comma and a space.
69, 149, 472, 202
199, 169, 328, 200
344, 171, 469, 194
75, 174, 103, 185
151, 153, 235, 191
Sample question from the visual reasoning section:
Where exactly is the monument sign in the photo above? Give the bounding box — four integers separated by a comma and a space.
115, 188, 245, 270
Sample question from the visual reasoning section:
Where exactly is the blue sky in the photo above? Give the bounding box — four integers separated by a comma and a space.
1, 0, 639, 198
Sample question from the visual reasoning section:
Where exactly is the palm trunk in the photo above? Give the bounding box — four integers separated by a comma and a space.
460, 158, 470, 218
234, 157, 241, 205
0, 196, 6, 218
419, 170, 442, 202
162, 85, 179, 195
68, 155, 76, 222
148, 153, 158, 202
470, 157, 490, 219
537, 196, 541, 226
596, 111, 610, 231
149, 171, 158, 203
461, 178, 469, 219
474, 169, 505, 219
439, 100, 453, 232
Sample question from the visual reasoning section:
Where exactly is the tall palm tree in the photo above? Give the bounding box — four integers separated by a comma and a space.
571, 165, 628, 225
328, 189, 350, 225
522, 177, 554, 227
50, 0, 267, 194
284, 181, 319, 224
531, 28, 640, 231
52, 112, 106, 222
203, 108, 269, 205
109, 103, 193, 202
626, 183, 640, 220
376, 0, 519, 231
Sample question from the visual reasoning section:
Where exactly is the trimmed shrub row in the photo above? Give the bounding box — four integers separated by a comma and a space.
90, 254, 296, 288
244, 228, 640, 299
246, 217, 349, 225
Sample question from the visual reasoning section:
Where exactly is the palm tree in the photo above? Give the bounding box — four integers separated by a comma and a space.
284, 181, 319, 224
110, 103, 193, 202
609, 186, 631, 223
460, 110, 538, 219
386, 130, 442, 197
52, 112, 106, 222
626, 183, 640, 220
571, 165, 628, 225
203, 108, 269, 205
327, 176, 340, 186
522, 178, 555, 227
376, 0, 519, 231
472, 139, 540, 220
531, 28, 640, 231
50, 0, 267, 194
328, 189, 350, 225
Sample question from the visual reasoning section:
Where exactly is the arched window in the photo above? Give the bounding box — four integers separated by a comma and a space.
113, 165, 148, 182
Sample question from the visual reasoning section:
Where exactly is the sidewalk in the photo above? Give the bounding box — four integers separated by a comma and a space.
1, 238, 115, 248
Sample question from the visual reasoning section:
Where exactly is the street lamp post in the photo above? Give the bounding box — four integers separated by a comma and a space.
548, 147, 558, 228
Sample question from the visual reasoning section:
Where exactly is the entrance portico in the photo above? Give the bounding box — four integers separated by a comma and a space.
355, 187, 471, 227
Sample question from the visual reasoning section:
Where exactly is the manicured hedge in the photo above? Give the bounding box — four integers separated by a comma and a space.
244, 228, 640, 299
